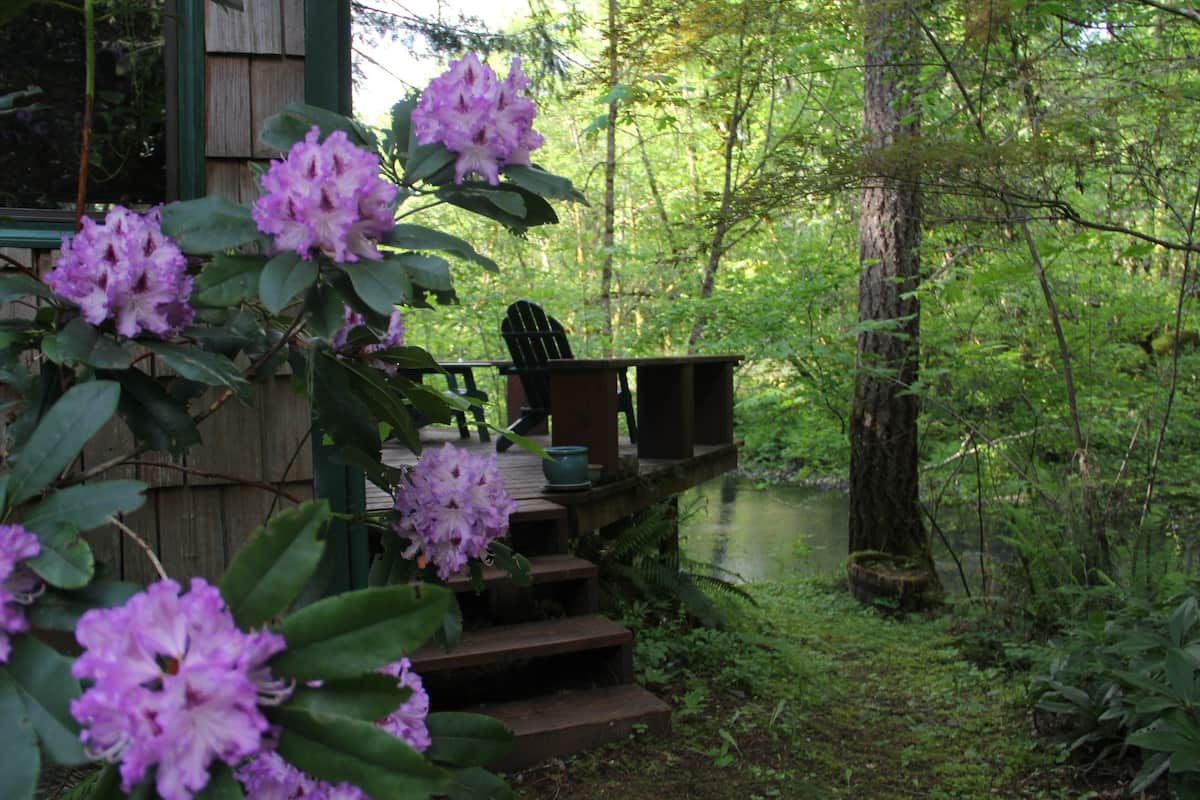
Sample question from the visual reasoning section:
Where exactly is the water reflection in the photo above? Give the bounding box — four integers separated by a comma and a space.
680, 474, 850, 582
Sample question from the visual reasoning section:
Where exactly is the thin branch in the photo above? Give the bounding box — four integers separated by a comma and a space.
125, 461, 302, 504
109, 515, 166, 581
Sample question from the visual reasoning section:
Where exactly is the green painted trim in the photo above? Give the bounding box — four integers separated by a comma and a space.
306, 0, 369, 591
176, 0, 206, 200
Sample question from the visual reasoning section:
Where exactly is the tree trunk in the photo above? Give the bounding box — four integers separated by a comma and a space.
600, 0, 618, 357
849, 0, 933, 571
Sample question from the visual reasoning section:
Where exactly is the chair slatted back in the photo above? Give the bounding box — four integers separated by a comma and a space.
500, 300, 574, 412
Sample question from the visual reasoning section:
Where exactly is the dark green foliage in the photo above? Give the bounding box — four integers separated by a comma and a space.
574, 501, 754, 628
1032, 593, 1200, 796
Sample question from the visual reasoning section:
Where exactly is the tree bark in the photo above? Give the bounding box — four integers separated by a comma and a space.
849, 0, 932, 570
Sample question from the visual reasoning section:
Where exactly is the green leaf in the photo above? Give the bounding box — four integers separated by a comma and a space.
445, 767, 515, 800
426, 712, 514, 767
339, 258, 411, 315
271, 584, 451, 681
274, 707, 447, 797
7, 380, 120, 505
0, 272, 53, 305
0, 668, 39, 800
108, 368, 201, 456
502, 165, 589, 204
194, 763, 244, 800
219, 500, 331, 629
141, 341, 251, 400
438, 184, 558, 229
389, 253, 453, 292
6, 636, 86, 766
382, 224, 497, 272
260, 103, 377, 152
27, 581, 141, 632
284, 673, 412, 722
193, 254, 267, 307
27, 522, 94, 589
160, 196, 263, 254
311, 352, 382, 459
260, 252, 318, 315
404, 142, 456, 184
54, 319, 133, 370
23, 480, 147, 534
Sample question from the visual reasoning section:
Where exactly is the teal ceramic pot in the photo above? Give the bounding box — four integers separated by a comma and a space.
542, 445, 589, 485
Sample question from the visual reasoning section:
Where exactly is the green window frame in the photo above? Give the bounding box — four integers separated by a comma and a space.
0, 0, 206, 248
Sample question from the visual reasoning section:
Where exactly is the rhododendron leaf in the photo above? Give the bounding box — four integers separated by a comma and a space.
220, 499, 331, 629
261, 103, 377, 152
312, 353, 381, 458
284, 673, 412, 721
23, 480, 147, 535
445, 766, 515, 800
391, 253, 453, 293
27, 522, 94, 589
260, 252, 317, 315
26, 580, 141, 632
487, 541, 532, 588
0, 669, 39, 800
382, 224, 498, 272
425, 712, 514, 767
438, 185, 558, 230
193, 254, 267, 307
53, 319, 133, 370
6, 636, 86, 766
272, 584, 452, 680
339, 257, 412, 315
7, 380, 119, 505
367, 345, 440, 370
502, 165, 589, 205
0, 272, 52, 305
160, 196, 263, 254
107, 368, 201, 456
141, 341, 251, 401
405, 141, 456, 184
272, 707, 447, 796
194, 762, 244, 800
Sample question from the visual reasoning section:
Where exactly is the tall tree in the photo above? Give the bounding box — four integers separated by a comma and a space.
848, 0, 934, 573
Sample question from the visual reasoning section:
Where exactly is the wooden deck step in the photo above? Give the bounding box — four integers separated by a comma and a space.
446, 554, 597, 592
410, 615, 630, 674
477, 684, 672, 771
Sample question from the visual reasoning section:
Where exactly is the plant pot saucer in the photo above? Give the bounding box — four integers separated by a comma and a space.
542, 481, 592, 492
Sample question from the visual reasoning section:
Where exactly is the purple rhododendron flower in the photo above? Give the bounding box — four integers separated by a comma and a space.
392, 443, 517, 580
411, 54, 544, 185
45, 206, 194, 339
71, 578, 288, 800
253, 127, 397, 263
235, 658, 431, 799
0, 524, 41, 663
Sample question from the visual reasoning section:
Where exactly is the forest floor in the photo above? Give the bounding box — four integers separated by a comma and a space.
510, 578, 1141, 800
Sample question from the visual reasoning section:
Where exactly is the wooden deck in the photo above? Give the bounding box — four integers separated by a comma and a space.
365, 428, 738, 535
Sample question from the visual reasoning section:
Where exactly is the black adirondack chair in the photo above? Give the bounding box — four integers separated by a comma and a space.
497, 300, 637, 452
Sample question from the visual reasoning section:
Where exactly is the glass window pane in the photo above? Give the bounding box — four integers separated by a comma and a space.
0, 1, 167, 213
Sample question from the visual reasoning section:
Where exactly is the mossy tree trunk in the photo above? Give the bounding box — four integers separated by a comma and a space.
848, 0, 936, 581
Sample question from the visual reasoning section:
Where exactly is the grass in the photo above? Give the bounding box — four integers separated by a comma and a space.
510, 578, 1101, 800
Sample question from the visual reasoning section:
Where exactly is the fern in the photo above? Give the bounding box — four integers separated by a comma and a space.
576, 499, 755, 627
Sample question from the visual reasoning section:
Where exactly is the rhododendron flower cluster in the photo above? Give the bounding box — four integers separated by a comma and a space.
411, 53, 544, 185
0, 524, 41, 663
253, 126, 398, 263
393, 443, 517, 580
45, 206, 194, 339
235, 658, 430, 799
71, 578, 289, 800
